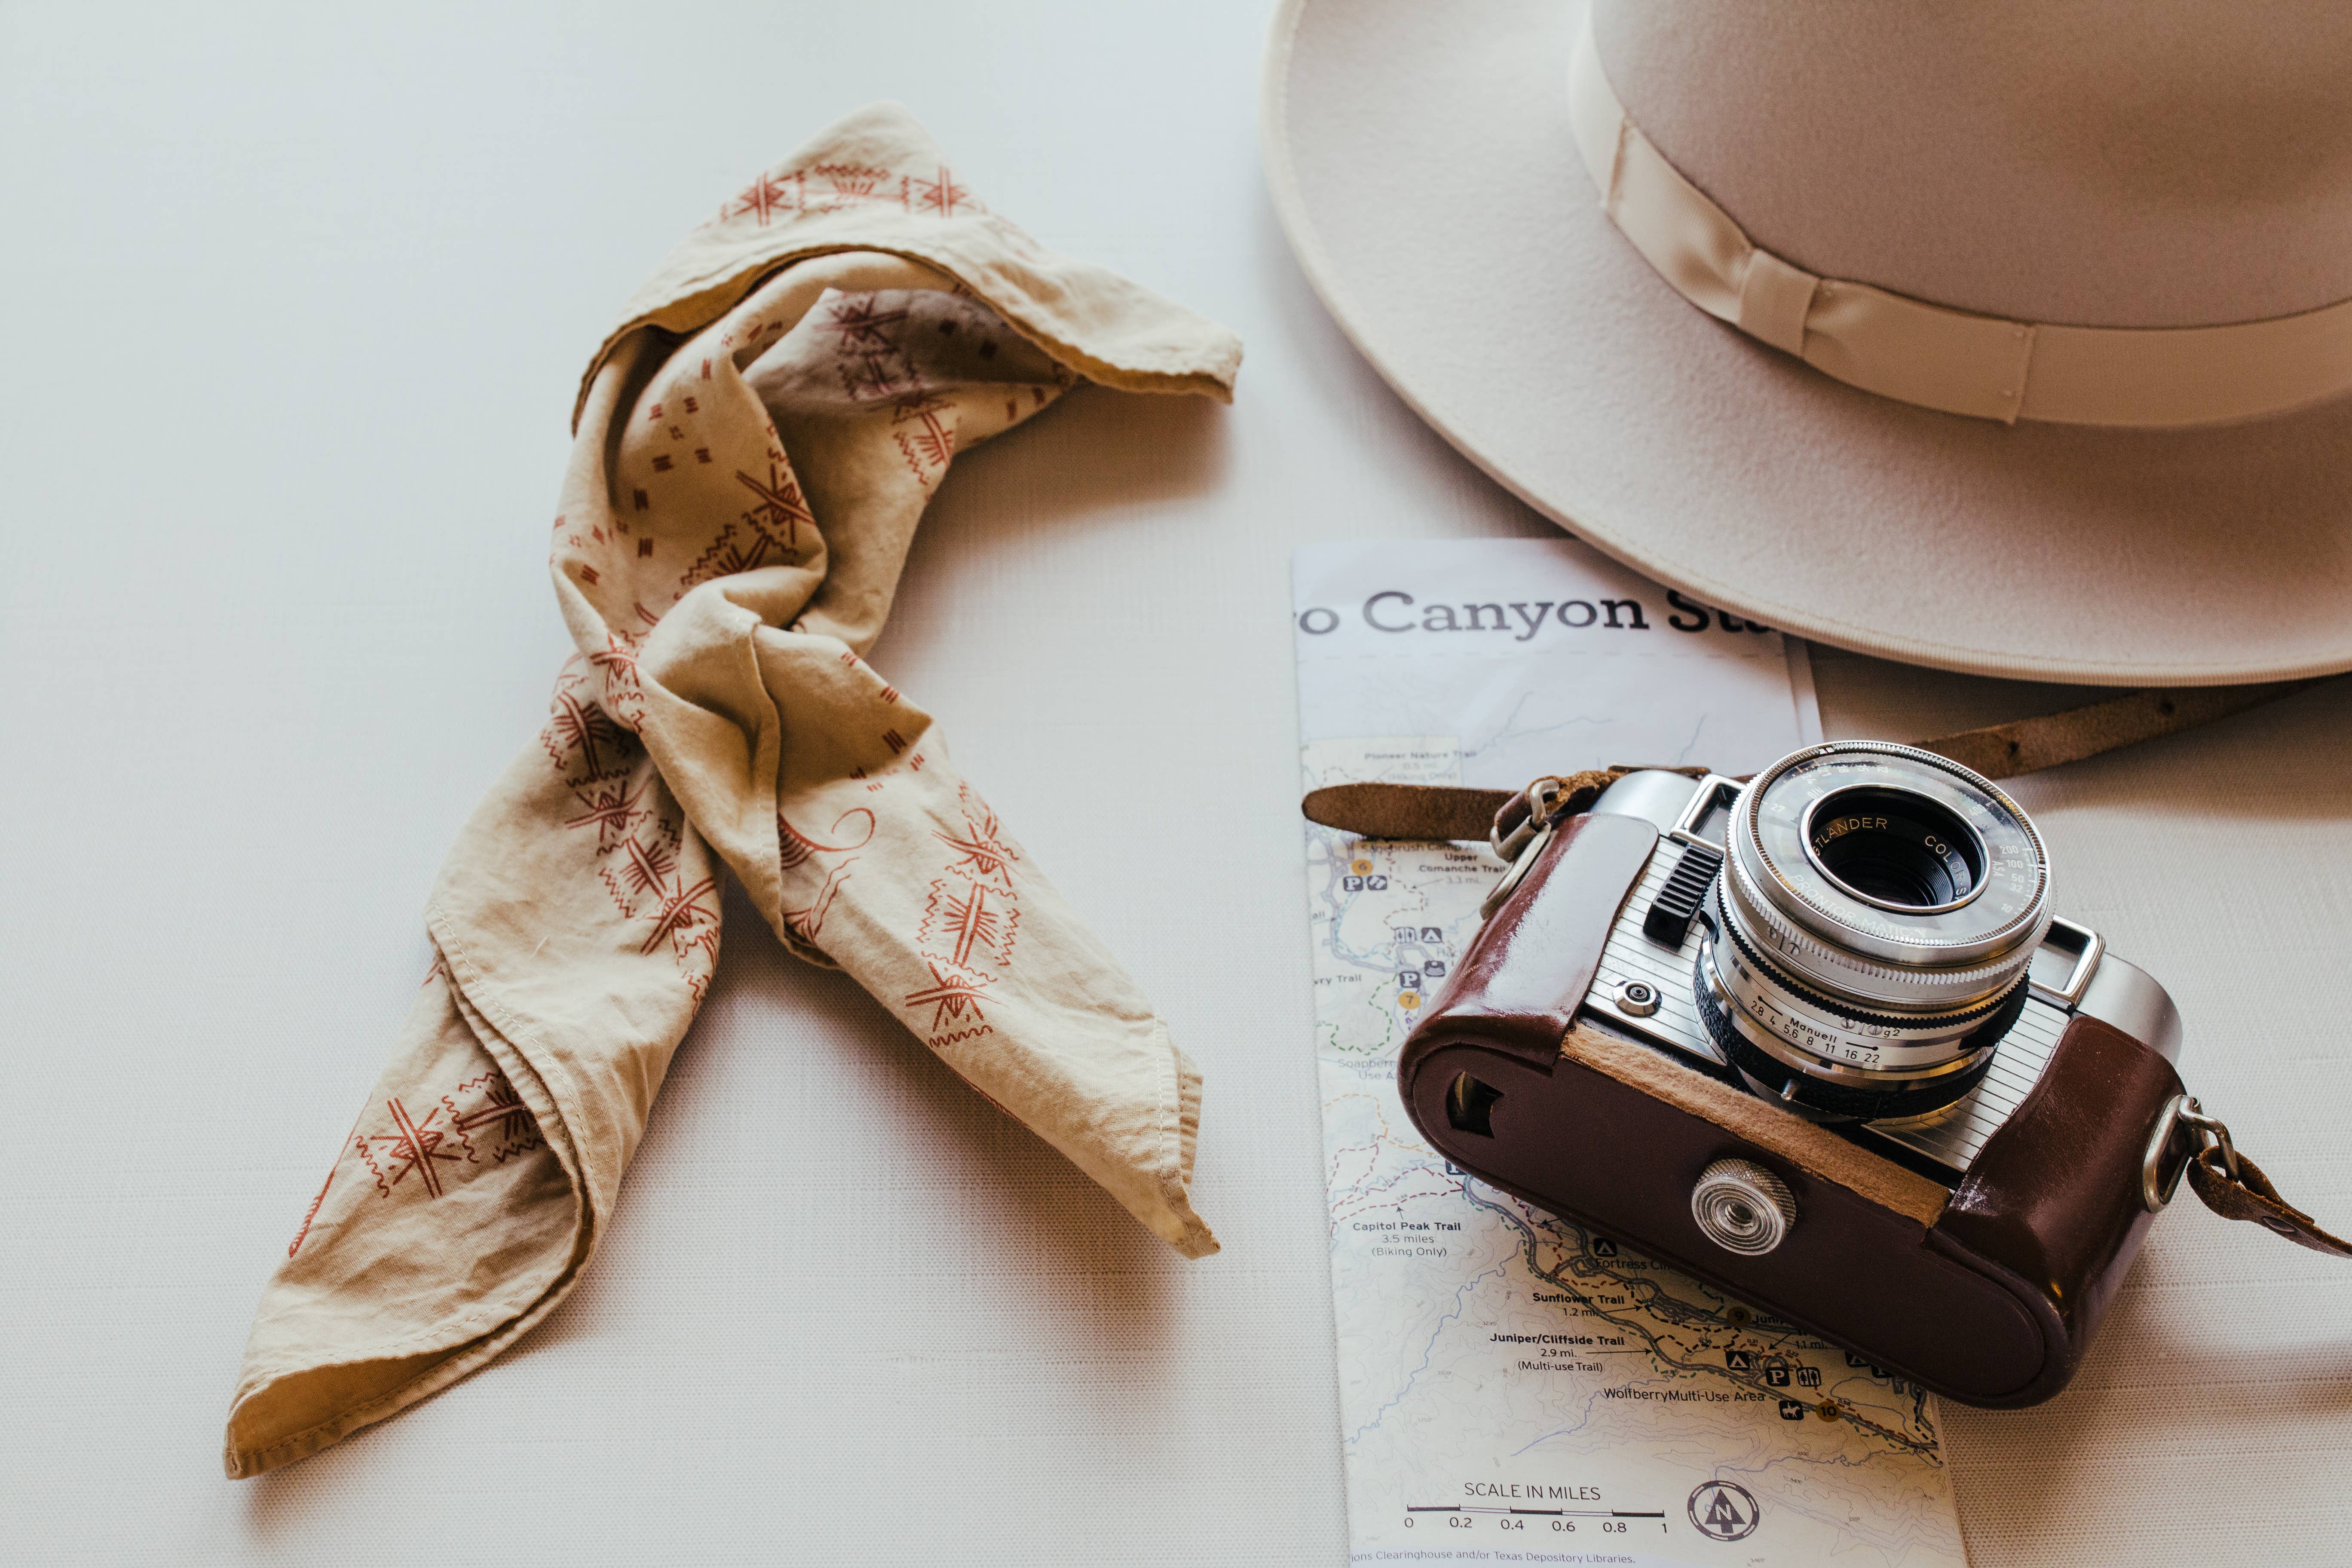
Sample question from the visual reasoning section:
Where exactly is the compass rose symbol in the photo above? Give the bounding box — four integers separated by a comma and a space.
1687, 1479, 1759, 1543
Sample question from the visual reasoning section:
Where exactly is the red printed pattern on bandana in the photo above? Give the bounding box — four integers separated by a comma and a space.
891, 394, 957, 484
542, 658, 719, 999
600, 831, 720, 991
680, 448, 817, 591
444, 1070, 543, 1165
348, 1069, 546, 1204
709, 158, 985, 230
354, 1098, 458, 1199
902, 784, 1020, 1050
902, 957, 994, 1032
819, 293, 961, 487
543, 682, 631, 784
287, 1164, 337, 1257
777, 806, 876, 948
563, 777, 654, 851
586, 631, 646, 729
735, 455, 814, 551
903, 166, 972, 220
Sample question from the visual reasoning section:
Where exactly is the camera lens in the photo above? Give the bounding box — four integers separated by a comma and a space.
1803, 786, 1984, 912
1694, 742, 2053, 1121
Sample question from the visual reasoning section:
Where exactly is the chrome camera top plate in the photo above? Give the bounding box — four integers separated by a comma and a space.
1588, 841, 2067, 1176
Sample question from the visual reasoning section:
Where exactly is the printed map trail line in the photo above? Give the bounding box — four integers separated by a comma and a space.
1457, 1183, 1940, 1461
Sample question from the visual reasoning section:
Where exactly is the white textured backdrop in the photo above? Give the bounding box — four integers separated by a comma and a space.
3, 2, 2346, 1562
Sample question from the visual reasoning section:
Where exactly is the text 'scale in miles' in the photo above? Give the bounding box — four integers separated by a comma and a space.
1292, 538, 1968, 1568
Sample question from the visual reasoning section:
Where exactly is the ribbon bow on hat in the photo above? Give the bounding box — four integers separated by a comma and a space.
225, 103, 1238, 1478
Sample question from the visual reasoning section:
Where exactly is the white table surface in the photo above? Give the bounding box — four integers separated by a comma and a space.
6, 3, 2349, 1563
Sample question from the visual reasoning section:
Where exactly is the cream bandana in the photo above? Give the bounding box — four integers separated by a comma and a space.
225, 103, 1239, 1478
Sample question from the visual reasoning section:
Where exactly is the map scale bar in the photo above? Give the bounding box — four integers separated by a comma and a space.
1407, 1506, 1669, 1518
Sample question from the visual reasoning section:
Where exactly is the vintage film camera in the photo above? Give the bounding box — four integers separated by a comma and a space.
1398, 741, 2199, 1406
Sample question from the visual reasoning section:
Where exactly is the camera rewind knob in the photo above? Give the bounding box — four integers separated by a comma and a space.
1691, 1158, 1797, 1256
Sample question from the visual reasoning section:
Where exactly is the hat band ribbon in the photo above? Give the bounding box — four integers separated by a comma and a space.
1569, 16, 2352, 428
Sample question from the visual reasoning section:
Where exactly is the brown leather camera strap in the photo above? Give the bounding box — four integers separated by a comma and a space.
2184, 1148, 2352, 1257
1303, 768, 1629, 845
1301, 679, 2325, 844
1920, 680, 2324, 780
1299, 675, 2348, 1257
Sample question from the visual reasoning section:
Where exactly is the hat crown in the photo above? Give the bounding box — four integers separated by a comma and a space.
1594, 0, 2352, 328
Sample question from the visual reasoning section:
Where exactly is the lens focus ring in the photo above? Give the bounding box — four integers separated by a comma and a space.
1722, 847, 2036, 1010
1727, 742, 2052, 1009
1696, 741, 2053, 1121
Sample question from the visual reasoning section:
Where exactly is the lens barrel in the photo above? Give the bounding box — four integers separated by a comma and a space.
1694, 742, 2052, 1120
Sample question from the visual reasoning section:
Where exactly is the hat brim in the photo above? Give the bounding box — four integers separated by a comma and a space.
1264, 0, 2352, 685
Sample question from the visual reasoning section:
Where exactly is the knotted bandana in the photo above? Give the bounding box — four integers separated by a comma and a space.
225, 103, 1239, 1478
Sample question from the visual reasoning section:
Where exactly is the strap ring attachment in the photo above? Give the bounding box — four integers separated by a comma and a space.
2143, 1094, 2240, 1212
1489, 776, 1566, 864
1480, 778, 1568, 921
2177, 1099, 2241, 1183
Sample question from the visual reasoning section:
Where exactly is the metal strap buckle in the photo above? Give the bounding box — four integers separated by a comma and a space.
2177, 1099, 2241, 1182
1488, 777, 1566, 864
1480, 779, 1566, 922
2142, 1094, 2239, 1212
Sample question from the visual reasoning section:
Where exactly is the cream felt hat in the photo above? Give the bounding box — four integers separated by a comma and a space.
1263, 0, 2352, 685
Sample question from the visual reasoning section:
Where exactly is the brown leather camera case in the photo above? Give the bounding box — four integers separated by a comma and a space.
1397, 809, 2187, 1407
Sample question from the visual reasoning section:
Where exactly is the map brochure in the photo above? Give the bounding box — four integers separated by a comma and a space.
1292, 537, 1970, 1568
